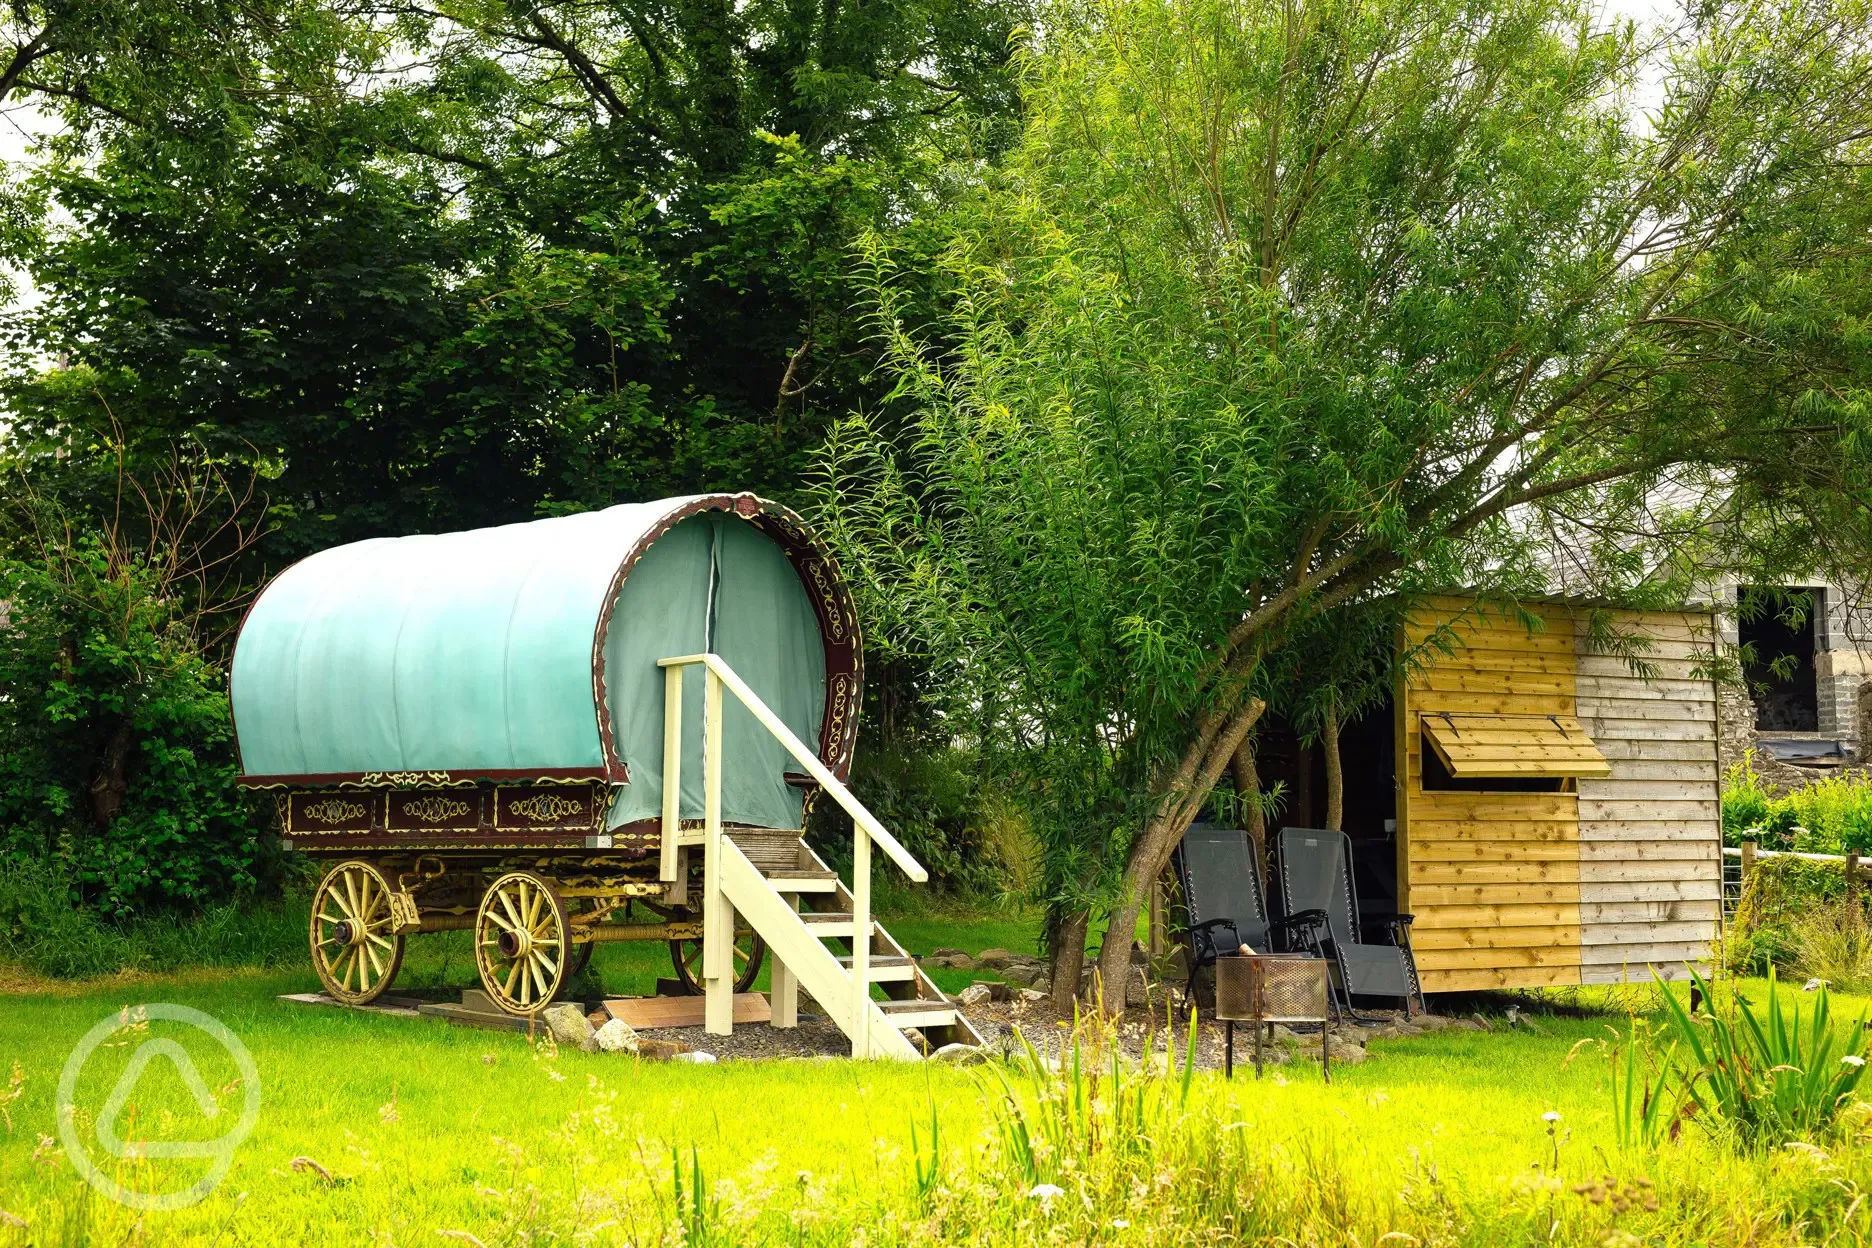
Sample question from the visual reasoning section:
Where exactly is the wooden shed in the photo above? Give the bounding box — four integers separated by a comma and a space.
1396, 597, 1724, 992
1246, 595, 1723, 998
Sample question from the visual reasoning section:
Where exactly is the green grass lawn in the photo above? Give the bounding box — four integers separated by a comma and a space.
4, 913, 1870, 1245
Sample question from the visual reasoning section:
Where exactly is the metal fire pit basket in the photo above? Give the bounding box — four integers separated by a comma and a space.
1214, 953, 1332, 1081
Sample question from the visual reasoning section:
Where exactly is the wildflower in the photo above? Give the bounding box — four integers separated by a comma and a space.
1805, 978, 1825, 992
1542, 1110, 1561, 1124
1844, 1055, 1866, 1068
1111, 1218, 1130, 1229
1027, 1183, 1064, 1201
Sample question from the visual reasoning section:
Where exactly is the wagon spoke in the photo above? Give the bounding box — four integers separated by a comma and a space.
498, 887, 525, 934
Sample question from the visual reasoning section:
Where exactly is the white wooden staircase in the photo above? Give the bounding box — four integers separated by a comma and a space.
657, 654, 983, 1059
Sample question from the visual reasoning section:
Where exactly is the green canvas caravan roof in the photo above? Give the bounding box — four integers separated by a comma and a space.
230, 494, 861, 831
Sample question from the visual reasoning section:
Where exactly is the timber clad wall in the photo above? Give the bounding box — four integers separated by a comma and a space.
1397, 599, 1721, 994
1574, 612, 1723, 984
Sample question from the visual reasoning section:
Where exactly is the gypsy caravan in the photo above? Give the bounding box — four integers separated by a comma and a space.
232, 493, 977, 1058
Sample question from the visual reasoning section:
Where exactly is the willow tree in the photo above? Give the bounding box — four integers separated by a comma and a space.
819, 0, 1872, 1012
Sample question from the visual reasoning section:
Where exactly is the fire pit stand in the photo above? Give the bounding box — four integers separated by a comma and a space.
1214, 952, 1332, 1081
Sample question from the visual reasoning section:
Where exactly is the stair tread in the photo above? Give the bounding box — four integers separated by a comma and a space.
878, 998, 957, 1014
764, 867, 839, 880
836, 954, 912, 966
800, 911, 855, 922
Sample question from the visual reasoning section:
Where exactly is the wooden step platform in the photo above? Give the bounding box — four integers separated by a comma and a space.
602, 993, 772, 1029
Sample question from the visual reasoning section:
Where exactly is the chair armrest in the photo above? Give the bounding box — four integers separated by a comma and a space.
1185, 918, 1241, 962
1275, 909, 1329, 931
1360, 912, 1415, 945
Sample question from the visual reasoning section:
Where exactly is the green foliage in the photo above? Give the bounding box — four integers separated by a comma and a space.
0, 538, 274, 916
1721, 754, 1781, 845
0, 0, 1030, 572
807, 746, 1016, 897
1722, 757, 1872, 854
1725, 854, 1855, 976
820, 0, 1872, 1000
990, 1012, 1201, 1189
1609, 1019, 1679, 1152
1788, 900, 1872, 996
0, 859, 308, 978
1655, 967, 1870, 1151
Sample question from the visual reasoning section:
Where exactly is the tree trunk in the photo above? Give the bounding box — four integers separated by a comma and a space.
1050, 907, 1089, 1014
1092, 697, 1267, 1014
1231, 735, 1266, 876
1322, 698, 1343, 832
88, 712, 134, 827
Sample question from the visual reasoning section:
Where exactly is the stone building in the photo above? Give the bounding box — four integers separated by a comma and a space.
1711, 579, 1872, 781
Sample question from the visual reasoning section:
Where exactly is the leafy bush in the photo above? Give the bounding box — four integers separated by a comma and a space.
1722, 754, 1872, 854
0, 539, 277, 917
807, 746, 1031, 897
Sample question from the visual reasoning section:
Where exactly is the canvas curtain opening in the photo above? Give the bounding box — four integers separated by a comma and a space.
604, 513, 827, 829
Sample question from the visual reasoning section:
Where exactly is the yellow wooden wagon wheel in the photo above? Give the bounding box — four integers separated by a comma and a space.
474, 871, 571, 1015
669, 928, 766, 995
309, 860, 406, 1004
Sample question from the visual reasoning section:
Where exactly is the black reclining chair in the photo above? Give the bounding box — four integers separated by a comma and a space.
1174, 822, 1329, 1017
1276, 826, 1424, 1018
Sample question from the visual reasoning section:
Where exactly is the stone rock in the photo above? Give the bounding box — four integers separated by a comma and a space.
928, 1043, 988, 1067
1031, 977, 1051, 997
958, 982, 996, 1007
999, 963, 1044, 987
587, 1010, 609, 1030
1237, 1042, 1291, 1068
1124, 966, 1151, 1009
930, 954, 979, 971
1018, 987, 1047, 1004
542, 1002, 598, 1053
1468, 1013, 1495, 1032
595, 1018, 639, 1054
671, 1050, 717, 1065
1450, 1017, 1488, 1032
1269, 1024, 1304, 1047
1370, 1023, 1424, 1041
1411, 1014, 1454, 1031
1331, 1024, 1373, 1046
930, 947, 969, 960
1131, 944, 1151, 966
977, 948, 1015, 969
1325, 1038, 1369, 1065
637, 1038, 690, 1061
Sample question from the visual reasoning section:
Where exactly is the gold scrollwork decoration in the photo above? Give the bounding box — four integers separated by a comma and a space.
508, 794, 586, 823
401, 795, 472, 823
361, 770, 458, 788
302, 799, 367, 825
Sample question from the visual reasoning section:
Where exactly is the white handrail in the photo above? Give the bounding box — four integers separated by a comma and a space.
657, 653, 928, 883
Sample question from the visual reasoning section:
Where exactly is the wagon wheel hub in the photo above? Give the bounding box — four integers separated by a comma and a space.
331, 919, 358, 946
497, 927, 530, 959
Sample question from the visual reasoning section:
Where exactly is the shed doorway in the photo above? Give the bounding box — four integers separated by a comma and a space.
1250, 696, 1400, 924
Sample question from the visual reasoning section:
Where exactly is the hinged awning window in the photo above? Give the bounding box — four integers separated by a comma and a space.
1420, 713, 1611, 779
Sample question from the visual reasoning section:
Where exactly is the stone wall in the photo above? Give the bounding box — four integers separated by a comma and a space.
1717, 674, 1872, 792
